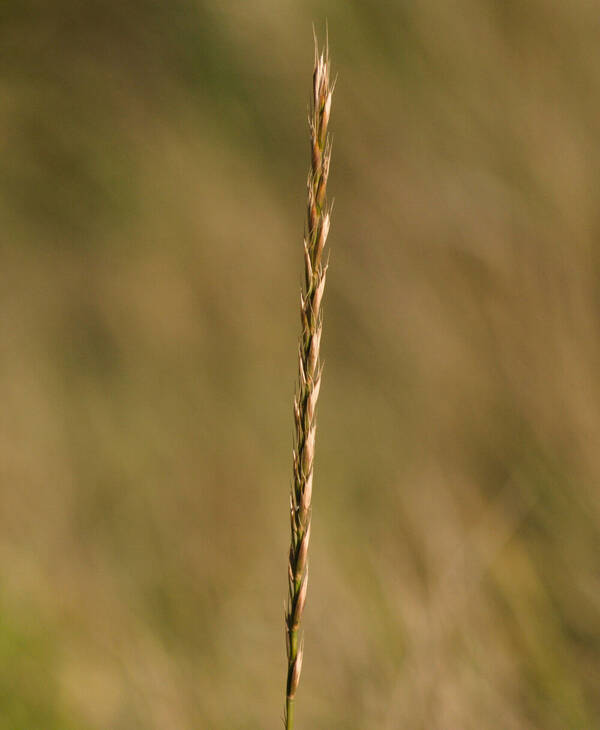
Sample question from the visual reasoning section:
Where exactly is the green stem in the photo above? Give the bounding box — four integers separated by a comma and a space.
285, 697, 295, 730
286, 628, 298, 729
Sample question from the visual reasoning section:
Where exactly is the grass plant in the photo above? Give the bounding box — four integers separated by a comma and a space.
283, 34, 334, 730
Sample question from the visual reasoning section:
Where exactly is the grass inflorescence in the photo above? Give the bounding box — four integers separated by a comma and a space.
284, 33, 334, 730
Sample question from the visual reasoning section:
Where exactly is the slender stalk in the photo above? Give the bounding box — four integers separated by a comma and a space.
284, 34, 334, 730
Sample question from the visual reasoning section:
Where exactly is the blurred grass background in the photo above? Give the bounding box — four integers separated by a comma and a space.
2, 1, 600, 728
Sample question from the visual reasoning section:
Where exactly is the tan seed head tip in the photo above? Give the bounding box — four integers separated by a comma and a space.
295, 523, 311, 575
323, 91, 332, 123
297, 565, 309, 604
308, 325, 322, 370
300, 477, 313, 518
296, 636, 305, 675
312, 268, 327, 310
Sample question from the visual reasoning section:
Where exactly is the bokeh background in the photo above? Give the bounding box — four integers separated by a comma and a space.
2, 1, 600, 728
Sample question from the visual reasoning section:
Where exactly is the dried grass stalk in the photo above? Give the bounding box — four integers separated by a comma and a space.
284, 33, 334, 730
